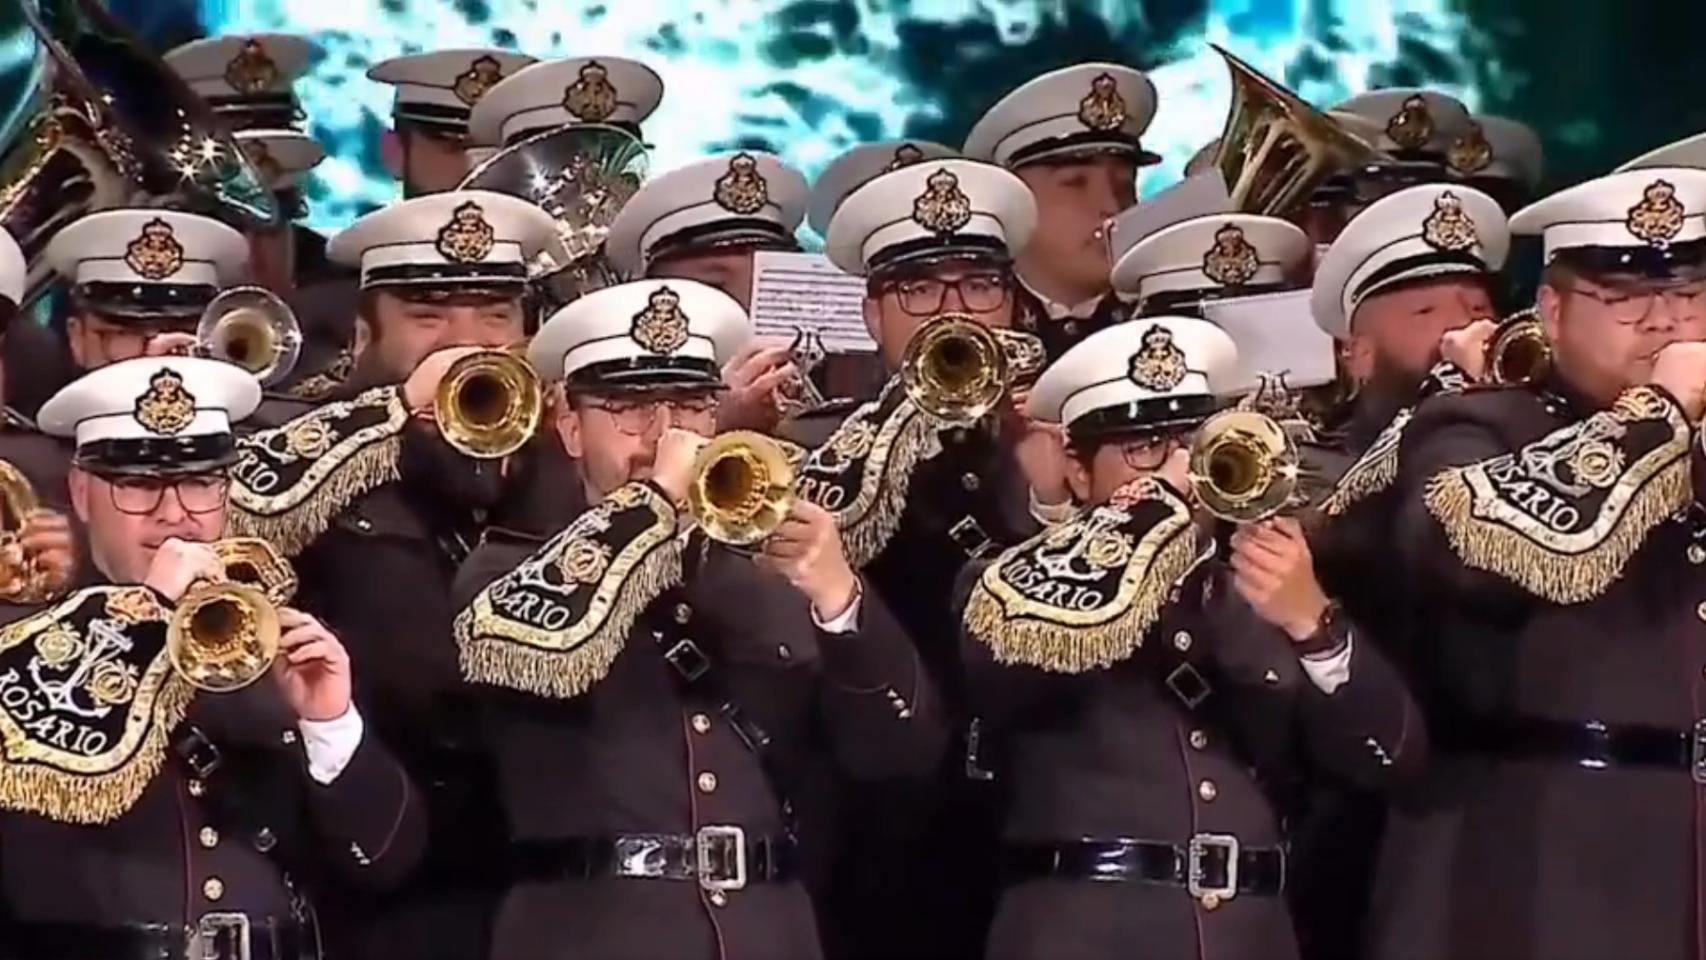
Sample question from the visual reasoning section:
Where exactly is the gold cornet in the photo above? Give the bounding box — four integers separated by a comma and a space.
687, 431, 797, 546
1187, 409, 1301, 523
1485, 308, 1550, 387
166, 538, 296, 694
0, 459, 65, 604
433, 348, 544, 460
901, 313, 1035, 426
196, 286, 303, 387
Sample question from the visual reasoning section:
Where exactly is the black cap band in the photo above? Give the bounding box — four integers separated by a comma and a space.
645, 218, 795, 266
76, 434, 238, 476
1351, 251, 1488, 304
1007, 130, 1158, 168
565, 356, 724, 392
362, 261, 529, 289
73, 282, 219, 320
1552, 237, 1706, 280
1066, 394, 1224, 447
868, 235, 1009, 274
1136, 282, 1296, 318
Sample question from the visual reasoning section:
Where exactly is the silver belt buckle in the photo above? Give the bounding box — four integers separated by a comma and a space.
696, 824, 748, 892
1691, 719, 1706, 785
1186, 833, 1240, 902
189, 911, 252, 960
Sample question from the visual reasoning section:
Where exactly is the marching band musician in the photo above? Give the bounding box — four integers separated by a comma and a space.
960, 317, 1421, 960
963, 63, 1158, 363
1367, 165, 1706, 960
450, 277, 942, 960
0, 356, 424, 960
366, 48, 539, 198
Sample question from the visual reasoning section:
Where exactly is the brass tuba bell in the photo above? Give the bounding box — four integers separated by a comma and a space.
900, 313, 1016, 426
433, 348, 544, 460
1485, 307, 1550, 387
687, 431, 797, 546
1208, 44, 1387, 217
0, 0, 279, 307
1187, 409, 1301, 523
0, 459, 66, 603
166, 538, 296, 694
196, 286, 303, 387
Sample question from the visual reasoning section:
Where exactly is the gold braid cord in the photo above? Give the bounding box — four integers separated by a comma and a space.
794, 377, 936, 568
455, 482, 684, 700
226, 386, 410, 557
0, 587, 191, 825
963, 479, 1201, 674
1423, 386, 1690, 604
1321, 408, 1413, 518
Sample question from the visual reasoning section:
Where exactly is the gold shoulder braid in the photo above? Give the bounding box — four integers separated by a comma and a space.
963, 479, 1201, 674
1424, 385, 1691, 604
227, 386, 410, 557
0, 587, 190, 825
793, 377, 938, 568
1319, 360, 1470, 518
455, 481, 683, 699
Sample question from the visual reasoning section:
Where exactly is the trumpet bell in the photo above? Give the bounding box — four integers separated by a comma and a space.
900, 313, 1011, 425
0, 458, 60, 603
1209, 44, 1386, 217
1486, 308, 1550, 387
433, 349, 544, 460
197, 286, 303, 387
1187, 409, 1300, 523
167, 581, 279, 694
689, 431, 797, 546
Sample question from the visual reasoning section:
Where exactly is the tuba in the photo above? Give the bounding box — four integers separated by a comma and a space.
1208, 44, 1387, 216
460, 124, 649, 307
0, 459, 65, 603
688, 431, 797, 546
433, 347, 544, 460
900, 313, 1040, 426
1187, 409, 1301, 523
1485, 307, 1550, 387
0, 0, 279, 306
195, 286, 303, 387
166, 538, 296, 694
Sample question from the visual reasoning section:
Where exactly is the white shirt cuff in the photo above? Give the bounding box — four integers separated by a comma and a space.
1300, 636, 1354, 695
1029, 488, 1078, 526
812, 583, 864, 635
299, 707, 365, 785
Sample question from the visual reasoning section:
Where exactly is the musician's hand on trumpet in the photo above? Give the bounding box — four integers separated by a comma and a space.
1015, 419, 1077, 511
144, 331, 198, 358
1438, 317, 1499, 383
1649, 339, 1706, 421
756, 500, 859, 623
1228, 516, 1331, 642
403, 346, 486, 414
716, 341, 796, 433
9, 509, 76, 597
651, 427, 712, 509
273, 607, 353, 723
142, 536, 226, 603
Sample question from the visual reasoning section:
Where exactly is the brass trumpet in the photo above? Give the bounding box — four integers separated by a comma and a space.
1187, 409, 1301, 523
196, 286, 303, 387
1485, 308, 1550, 387
166, 538, 296, 694
687, 431, 797, 546
901, 313, 1040, 425
0, 459, 65, 603
433, 348, 544, 460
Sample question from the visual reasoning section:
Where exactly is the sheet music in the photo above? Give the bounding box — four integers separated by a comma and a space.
749, 251, 875, 352
1201, 288, 1338, 391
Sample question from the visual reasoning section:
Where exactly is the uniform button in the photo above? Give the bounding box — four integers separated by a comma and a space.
1697, 601, 1706, 623
1690, 545, 1706, 565
1198, 780, 1218, 802
253, 828, 277, 853
674, 603, 693, 625
697, 772, 718, 794
202, 877, 225, 901
1063, 321, 1079, 336
1200, 893, 1222, 911
691, 713, 712, 734
1173, 631, 1192, 652
708, 890, 729, 908
1263, 669, 1281, 686
198, 826, 219, 849
187, 779, 205, 798
280, 729, 298, 746
777, 644, 792, 661
355, 517, 373, 533
961, 473, 981, 492
1189, 729, 1209, 751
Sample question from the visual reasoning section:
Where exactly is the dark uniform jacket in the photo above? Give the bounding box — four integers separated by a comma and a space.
1369, 379, 1706, 960
959, 480, 1423, 960
452, 479, 945, 960
1012, 286, 1131, 369
0, 584, 426, 958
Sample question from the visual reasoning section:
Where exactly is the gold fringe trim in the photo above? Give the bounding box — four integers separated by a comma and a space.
455, 539, 683, 699
226, 433, 402, 558
1321, 409, 1411, 517
1424, 454, 1688, 605
0, 675, 193, 826
838, 407, 934, 569
963, 513, 1199, 674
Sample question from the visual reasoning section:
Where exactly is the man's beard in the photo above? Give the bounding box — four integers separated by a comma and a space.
399, 419, 507, 513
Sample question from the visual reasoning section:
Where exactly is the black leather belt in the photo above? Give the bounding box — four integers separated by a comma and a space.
507, 828, 798, 892
1, 914, 318, 960
1443, 717, 1706, 782
1003, 836, 1286, 900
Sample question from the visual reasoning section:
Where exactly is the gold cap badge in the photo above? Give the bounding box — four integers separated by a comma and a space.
713, 153, 770, 216
453, 55, 505, 107
436, 201, 497, 263
134, 368, 197, 436
1448, 122, 1493, 175
1077, 73, 1129, 132
887, 143, 926, 172
562, 61, 618, 123
1422, 191, 1479, 252
1201, 224, 1261, 286
223, 38, 279, 95
1626, 179, 1686, 247
124, 218, 185, 281
1385, 94, 1434, 151
631, 286, 690, 355
912, 168, 973, 236
1128, 324, 1188, 392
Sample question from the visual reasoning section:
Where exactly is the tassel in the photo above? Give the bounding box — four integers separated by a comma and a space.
1321, 409, 1411, 517
226, 433, 402, 558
